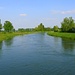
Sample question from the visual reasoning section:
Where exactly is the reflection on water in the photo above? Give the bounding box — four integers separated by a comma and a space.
4, 38, 13, 47
61, 38, 75, 54
53, 37, 61, 46
0, 33, 75, 75
0, 41, 3, 50
0, 41, 3, 57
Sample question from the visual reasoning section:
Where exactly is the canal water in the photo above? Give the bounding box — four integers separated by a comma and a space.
0, 33, 75, 75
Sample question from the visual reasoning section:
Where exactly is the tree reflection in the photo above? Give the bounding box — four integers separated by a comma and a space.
61, 38, 75, 52
53, 37, 61, 45
0, 41, 3, 50
4, 38, 13, 47
0, 41, 3, 57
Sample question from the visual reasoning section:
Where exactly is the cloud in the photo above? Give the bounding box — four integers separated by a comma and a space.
20, 14, 27, 16
61, 10, 75, 14
51, 10, 75, 15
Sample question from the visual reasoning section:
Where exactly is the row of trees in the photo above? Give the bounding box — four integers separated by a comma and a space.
18, 28, 34, 32
1, 17, 75, 33
0, 21, 51, 32
53, 17, 75, 32
17, 17, 75, 33
18, 23, 51, 32
0, 21, 14, 32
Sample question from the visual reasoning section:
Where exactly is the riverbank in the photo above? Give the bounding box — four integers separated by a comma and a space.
47, 31, 75, 40
0, 32, 34, 42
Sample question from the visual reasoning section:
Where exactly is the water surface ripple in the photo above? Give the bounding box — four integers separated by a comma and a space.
0, 33, 75, 75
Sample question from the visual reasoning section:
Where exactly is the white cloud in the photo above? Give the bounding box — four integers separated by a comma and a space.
61, 10, 75, 14
51, 10, 75, 15
20, 14, 27, 16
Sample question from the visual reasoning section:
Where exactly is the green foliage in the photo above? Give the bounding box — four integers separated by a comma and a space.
38, 23, 45, 31
18, 28, 25, 32
3, 21, 13, 32
25, 28, 33, 32
61, 17, 75, 32
0, 23, 2, 31
13, 29, 15, 32
53, 25, 59, 32
18, 28, 34, 32
45, 27, 51, 31
35, 23, 45, 31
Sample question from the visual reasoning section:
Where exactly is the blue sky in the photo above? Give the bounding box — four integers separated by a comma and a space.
0, 0, 75, 29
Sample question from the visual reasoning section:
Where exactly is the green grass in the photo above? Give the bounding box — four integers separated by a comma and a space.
47, 31, 75, 40
0, 32, 34, 42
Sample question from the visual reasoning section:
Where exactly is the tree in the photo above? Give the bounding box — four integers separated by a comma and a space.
3, 21, 13, 32
45, 27, 51, 31
61, 17, 75, 32
18, 28, 25, 32
13, 28, 15, 32
53, 25, 59, 32
0, 23, 2, 32
35, 23, 45, 31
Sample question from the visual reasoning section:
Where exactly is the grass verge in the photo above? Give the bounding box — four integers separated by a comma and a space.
0, 32, 34, 42
47, 31, 75, 40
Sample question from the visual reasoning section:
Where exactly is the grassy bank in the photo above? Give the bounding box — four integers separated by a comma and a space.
47, 31, 75, 40
0, 32, 34, 42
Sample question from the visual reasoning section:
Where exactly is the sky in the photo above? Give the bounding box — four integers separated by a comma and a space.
0, 0, 75, 29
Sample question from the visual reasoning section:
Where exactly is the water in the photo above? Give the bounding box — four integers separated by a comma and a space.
0, 33, 75, 75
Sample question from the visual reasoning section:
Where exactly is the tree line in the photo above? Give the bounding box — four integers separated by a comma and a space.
0, 17, 75, 33
18, 23, 51, 32
53, 17, 75, 32
18, 17, 75, 33
0, 20, 51, 32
